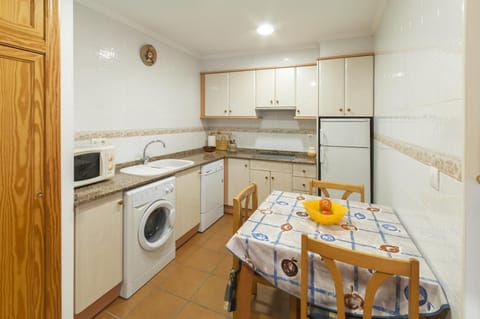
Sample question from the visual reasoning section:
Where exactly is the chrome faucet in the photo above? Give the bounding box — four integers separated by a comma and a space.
142, 139, 166, 164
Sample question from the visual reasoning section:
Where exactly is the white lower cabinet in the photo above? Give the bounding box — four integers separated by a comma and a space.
292, 163, 317, 194
75, 192, 123, 315
227, 158, 251, 206
250, 160, 293, 202
175, 167, 201, 243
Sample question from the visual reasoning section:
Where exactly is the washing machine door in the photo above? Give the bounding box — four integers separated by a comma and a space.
138, 199, 175, 251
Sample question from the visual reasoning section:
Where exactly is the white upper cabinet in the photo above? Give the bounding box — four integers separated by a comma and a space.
255, 67, 295, 107
318, 55, 373, 117
295, 65, 318, 117
203, 70, 255, 117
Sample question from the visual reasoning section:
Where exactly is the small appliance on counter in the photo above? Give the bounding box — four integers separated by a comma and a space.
74, 142, 115, 188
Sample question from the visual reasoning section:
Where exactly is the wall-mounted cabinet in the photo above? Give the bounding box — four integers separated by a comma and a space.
295, 65, 318, 118
318, 55, 373, 117
202, 71, 256, 118
255, 67, 295, 108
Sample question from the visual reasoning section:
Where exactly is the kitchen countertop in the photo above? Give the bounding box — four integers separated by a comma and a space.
74, 148, 316, 206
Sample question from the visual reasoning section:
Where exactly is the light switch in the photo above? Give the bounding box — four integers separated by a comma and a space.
430, 166, 440, 191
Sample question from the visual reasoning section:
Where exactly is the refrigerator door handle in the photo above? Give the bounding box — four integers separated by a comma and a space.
320, 146, 325, 164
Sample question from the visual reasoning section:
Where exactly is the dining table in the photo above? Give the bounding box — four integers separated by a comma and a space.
225, 190, 450, 319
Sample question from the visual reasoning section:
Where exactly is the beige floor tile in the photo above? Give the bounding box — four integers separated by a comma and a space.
124, 289, 186, 319
158, 264, 209, 299
105, 281, 154, 318
213, 253, 234, 277
191, 273, 231, 315
176, 245, 226, 273
208, 214, 233, 236
175, 303, 228, 319
202, 232, 233, 255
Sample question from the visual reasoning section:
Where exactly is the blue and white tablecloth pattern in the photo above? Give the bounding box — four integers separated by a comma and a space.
225, 191, 450, 318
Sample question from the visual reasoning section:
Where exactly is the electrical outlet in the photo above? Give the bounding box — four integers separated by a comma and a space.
430, 166, 440, 191
91, 138, 107, 144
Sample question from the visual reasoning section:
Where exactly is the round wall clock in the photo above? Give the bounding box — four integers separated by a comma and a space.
140, 44, 157, 66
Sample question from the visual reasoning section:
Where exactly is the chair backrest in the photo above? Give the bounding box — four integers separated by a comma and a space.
300, 234, 419, 319
232, 183, 258, 268
309, 179, 365, 203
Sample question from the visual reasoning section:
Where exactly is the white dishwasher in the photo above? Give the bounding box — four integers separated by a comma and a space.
199, 159, 224, 232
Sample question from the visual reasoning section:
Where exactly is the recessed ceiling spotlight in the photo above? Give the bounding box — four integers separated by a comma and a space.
257, 24, 274, 36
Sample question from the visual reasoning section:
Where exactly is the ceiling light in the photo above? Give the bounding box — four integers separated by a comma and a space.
257, 24, 274, 36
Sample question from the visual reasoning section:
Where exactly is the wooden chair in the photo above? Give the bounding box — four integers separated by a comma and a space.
232, 183, 298, 319
309, 179, 365, 202
300, 234, 420, 319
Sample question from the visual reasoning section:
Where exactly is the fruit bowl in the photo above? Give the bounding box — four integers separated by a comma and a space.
302, 199, 348, 225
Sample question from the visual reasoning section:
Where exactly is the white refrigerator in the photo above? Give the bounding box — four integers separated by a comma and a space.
318, 118, 372, 202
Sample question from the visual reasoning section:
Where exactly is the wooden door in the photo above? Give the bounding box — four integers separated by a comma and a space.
0, 45, 46, 319
0, 0, 46, 51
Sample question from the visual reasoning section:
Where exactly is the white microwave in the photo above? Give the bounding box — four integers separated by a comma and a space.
74, 144, 115, 188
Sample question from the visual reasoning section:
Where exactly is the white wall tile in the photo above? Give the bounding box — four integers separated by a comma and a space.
374, 0, 464, 317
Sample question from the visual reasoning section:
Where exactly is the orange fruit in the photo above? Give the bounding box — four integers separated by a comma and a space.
320, 198, 332, 211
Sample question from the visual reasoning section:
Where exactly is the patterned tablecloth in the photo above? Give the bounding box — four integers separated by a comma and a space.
225, 191, 450, 318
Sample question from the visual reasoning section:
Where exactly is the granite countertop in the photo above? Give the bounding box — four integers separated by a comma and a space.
74, 148, 316, 206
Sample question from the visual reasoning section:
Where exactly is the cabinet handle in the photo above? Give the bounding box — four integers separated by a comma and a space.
224, 110, 228, 113
339, 108, 343, 112
265, 176, 269, 180
36, 191, 44, 198
302, 169, 306, 173
346, 108, 351, 112
117, 200, 123, 205
297, 109, 300, 113
276, 100, 279, 104
229, 110, 232, 113
271, 176, 275, 180
302, 183, 306, 187
270, 100, 273, 104
244, 164, 248, 168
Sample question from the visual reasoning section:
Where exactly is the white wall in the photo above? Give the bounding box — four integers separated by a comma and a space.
464, 0, 480, 316
61, 0, 74, 318
373, 1, 464, 318
74, 3, 205, 163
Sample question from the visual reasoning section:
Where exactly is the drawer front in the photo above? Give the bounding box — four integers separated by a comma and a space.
293, 164, 316, 177
293, 176, 311, 193
250, 160, 292, 173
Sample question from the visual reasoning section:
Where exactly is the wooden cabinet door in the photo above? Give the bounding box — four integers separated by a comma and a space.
175, 167, 201, 240
0, 45, 47, 319
0, 0, 46, 51
270, 171, 292, 193
227, 159, 250, 206
255, 69, 275, 107
229, 71, 255, 116
250, 169, 271, 203
318, 58, 345, 116
75, 193, 123, 314
204, 73, 228, 116
295, 65, 318, 117
275, 67, 295, 106
345, 56, 373, 116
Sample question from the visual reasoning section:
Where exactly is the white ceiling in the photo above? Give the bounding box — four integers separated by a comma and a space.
77, 0, 386, 59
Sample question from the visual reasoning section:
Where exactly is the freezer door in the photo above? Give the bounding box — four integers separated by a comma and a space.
319, 146, 370, 202
319, 118, 370, 147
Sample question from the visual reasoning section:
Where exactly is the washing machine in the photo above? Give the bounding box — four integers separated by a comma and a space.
120, 176, 176, 298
